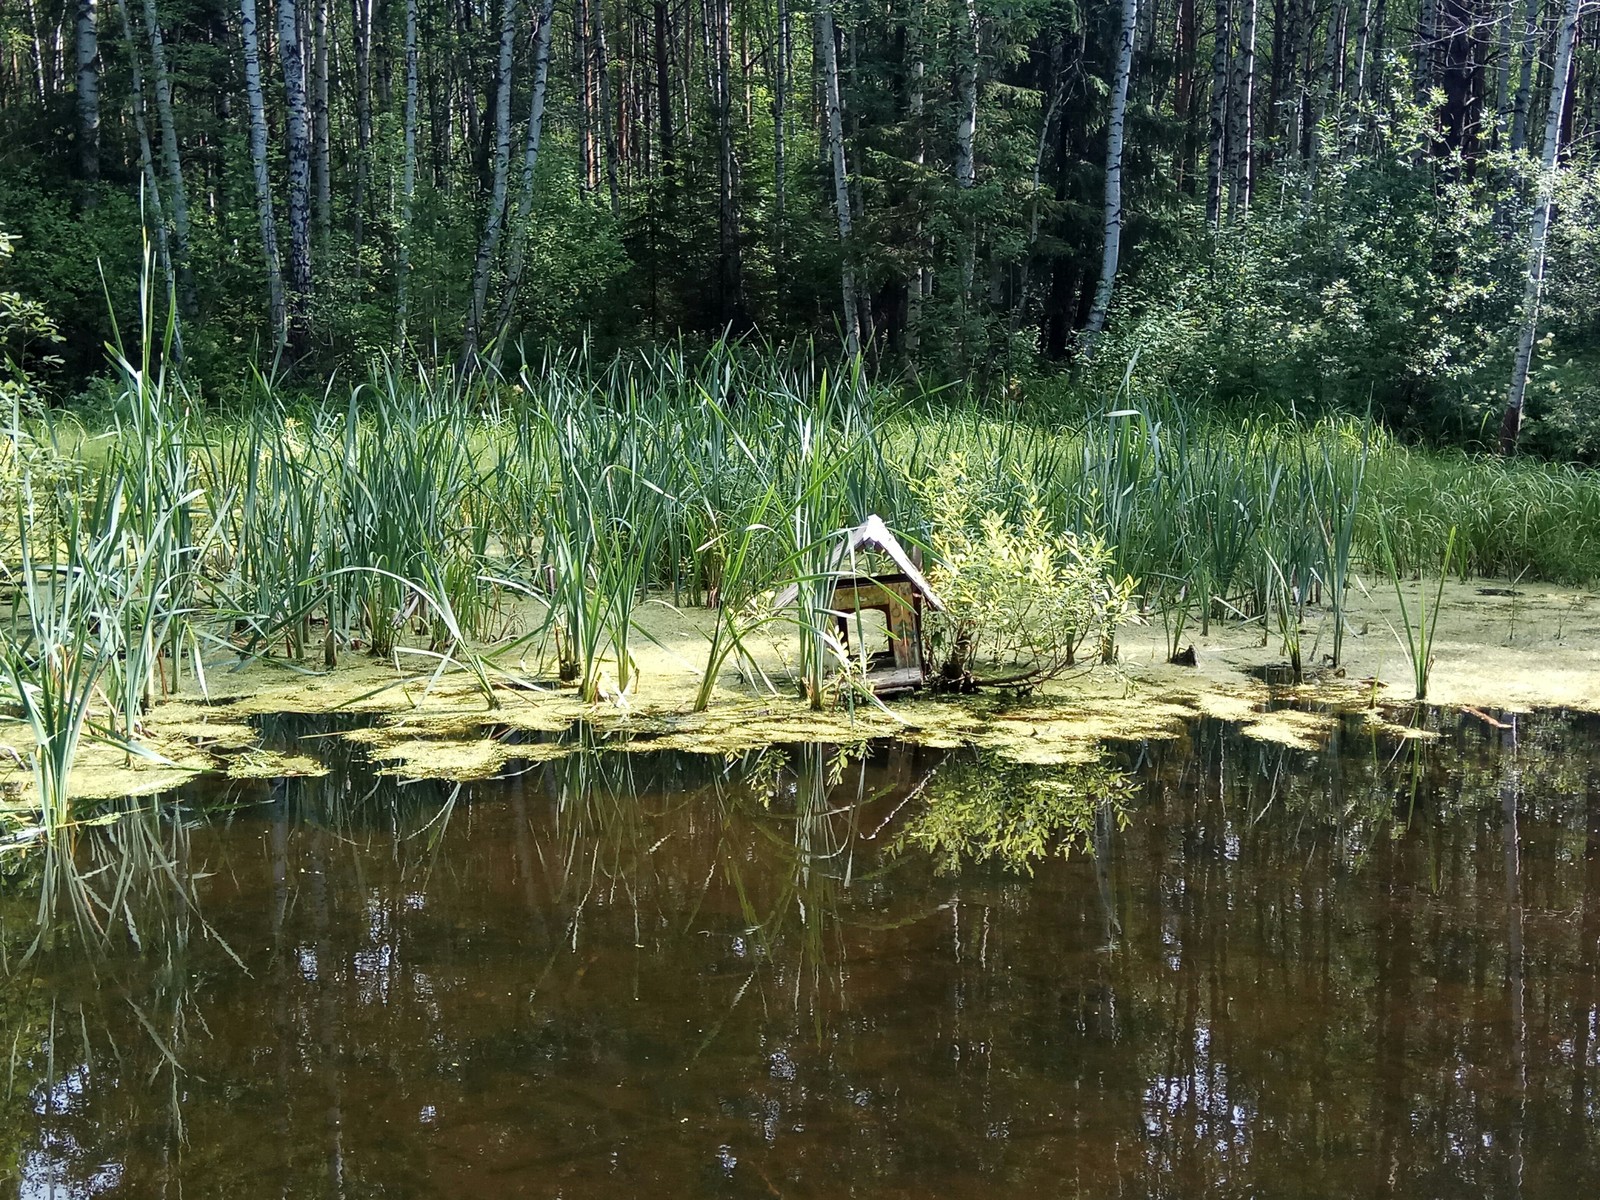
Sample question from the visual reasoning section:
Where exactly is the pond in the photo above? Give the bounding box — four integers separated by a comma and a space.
3, 708, 1598, 1197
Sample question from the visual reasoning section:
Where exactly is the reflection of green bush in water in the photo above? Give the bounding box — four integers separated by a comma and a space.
899, 754, 1132, 874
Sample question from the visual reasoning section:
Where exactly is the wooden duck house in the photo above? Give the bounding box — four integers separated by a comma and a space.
775, 515, 946, 696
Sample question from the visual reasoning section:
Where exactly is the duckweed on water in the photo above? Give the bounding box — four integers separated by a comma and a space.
4, 346, 1600, 826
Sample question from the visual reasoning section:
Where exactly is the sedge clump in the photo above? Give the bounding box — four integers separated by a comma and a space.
915, 455, 1139, 688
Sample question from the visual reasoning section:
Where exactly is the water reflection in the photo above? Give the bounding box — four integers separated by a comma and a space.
3, 709, 1600, 1197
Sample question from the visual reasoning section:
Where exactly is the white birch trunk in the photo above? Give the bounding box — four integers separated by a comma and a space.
1306, 0, 1345, 183
240, 0, 286, 345
904, 0, 926, 355
112, 0, 182, 361
1205, 0, 1230, 226
313, 0, 332, 254
818, 1, 859, 357
350, 0, 373, 268
955, 0, 979, 302
1491, 0, 1518, 144
713, 0, 741, 321
277, 0, 315, 351
1228, 0, 1256, 218
463, 0, 518, 361
25, 0, 48, 105
1509, 0, 1545, 152
1352, 0, 1373, 103
595, 0, 622, 216
75, 0, 99, 192
1501, 0, 1585, 451
773, 0, 789, 272
140, 0, 194, 314
1084, 0, 1138, 345
396, 0, 419, 341
493, 0, 556, 337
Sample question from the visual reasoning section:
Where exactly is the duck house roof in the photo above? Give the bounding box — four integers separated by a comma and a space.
772, 515, 946, 612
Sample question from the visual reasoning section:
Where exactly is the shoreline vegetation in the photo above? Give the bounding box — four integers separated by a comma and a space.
3, 346, 1600, 836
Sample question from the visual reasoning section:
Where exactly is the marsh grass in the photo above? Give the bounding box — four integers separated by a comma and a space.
1, 473, 176, 825
4, 339, 1600, 828
1384, 524, 1458, 701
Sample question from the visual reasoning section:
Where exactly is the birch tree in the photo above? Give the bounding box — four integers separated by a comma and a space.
955, 0, 980, 301
74, 0, 98, 198
904, 0, 927, 354
1228, 0, 1257, 219
312, 0, 332, 254
594, 0, 621, 215
1084, 0, 1139, 346
1491, 0, 1519, 146
111, 0, 182, 360
140, 0, 194, 315
493, 0, 556, 336
1509, 0, 1545, 152
1352, 0, 1373, 104
277, 0, 315, 352
350, 0, 373, 269
772, 0, 790, 273
463, 0, 518, 362
712, 0, 742, 323
240, 0, 286, 345
1500, 0, 1586, 452
396, 0, 419, 340
1205, 0, 1231, 226
818, 0, 860, 357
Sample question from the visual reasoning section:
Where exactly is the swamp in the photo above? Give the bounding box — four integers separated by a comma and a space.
5, 0, 1600, 1191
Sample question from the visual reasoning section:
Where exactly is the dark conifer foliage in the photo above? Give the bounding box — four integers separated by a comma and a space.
1, 0, 1598, 452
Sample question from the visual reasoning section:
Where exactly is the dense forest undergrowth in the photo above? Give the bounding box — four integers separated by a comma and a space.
2, 0, 1599, 456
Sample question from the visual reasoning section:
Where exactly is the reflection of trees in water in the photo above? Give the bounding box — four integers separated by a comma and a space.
1, 731, 946, 1194
1109, 708, 1600, 1195
6, 711, 1600, 1194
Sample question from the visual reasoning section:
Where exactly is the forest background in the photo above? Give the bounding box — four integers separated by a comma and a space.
0, 0, 1597, 457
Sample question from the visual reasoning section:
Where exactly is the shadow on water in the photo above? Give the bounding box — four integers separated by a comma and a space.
3, 707, 1600, 1197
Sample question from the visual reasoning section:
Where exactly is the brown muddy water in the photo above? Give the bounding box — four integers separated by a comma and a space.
4, 708, 1600, 1198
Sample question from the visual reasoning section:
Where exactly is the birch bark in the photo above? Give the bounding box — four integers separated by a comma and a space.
463, 0, 518, 360
113, 0, 183, 360
818, 0, 860, 356
773, 0, 789, 269
1205, 0, 1231, 225
955, 0, 980, 302
240, 0, 286, 344
595, 0, 622, 215
350, 0, 372, 267
277, 0, 315, 352
1509, 0, 1545, 151
75, 0, 98, 195
396, 0, 419, 340
141, 0, 195, 314
312, 0, 332, 254
493, 0, 557, 336
1084, 0, 1138, 345
1228, 0, 1256, 218
1501, 0, 1586, 451
713, 0, 742, 322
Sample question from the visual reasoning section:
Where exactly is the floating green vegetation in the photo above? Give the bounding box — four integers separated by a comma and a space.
897, 753, 1134, 875
4, 341, 1600, 825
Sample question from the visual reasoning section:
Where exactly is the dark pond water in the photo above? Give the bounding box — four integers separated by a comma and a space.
4, 707, 1600, 1198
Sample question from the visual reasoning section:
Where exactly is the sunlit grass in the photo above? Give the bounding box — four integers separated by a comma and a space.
4, 340, 1600, 827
